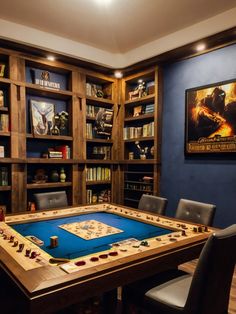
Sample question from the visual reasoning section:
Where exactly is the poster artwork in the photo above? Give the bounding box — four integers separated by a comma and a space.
185, 79, 236, 153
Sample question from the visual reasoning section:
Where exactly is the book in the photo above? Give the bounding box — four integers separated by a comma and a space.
0, 114, 9, 131
0, 90, 4, 107
55, 145, 70, 159
0, 146, 4, 158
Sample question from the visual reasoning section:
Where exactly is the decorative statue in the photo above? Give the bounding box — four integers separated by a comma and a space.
50, 114, 60, 135
59, 111, 69, 136
129, 81, 147, 100
135, 141, 148, 159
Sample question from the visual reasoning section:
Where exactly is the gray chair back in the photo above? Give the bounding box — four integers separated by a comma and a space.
175, 198, 216, 226
185, 224, 236, 314
34, 191, 68, 210
138, 195, 167, 215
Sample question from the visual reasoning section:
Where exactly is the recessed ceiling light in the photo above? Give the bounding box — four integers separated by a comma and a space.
196, 43, 206, 52
94, 0, 113, 5
114, 70, 123, 78
47, 55, 55, 61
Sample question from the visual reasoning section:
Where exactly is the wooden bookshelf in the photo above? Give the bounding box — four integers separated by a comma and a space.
0, 46, 160, 213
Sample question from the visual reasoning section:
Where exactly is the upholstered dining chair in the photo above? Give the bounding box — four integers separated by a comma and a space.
138, 195, 168, 215
34, 191, 68, 210
122, 224, 236, 314
175, 198, 216, 226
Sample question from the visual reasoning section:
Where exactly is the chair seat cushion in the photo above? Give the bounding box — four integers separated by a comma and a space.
122, 269, 188, 311
145, 274, 192, 308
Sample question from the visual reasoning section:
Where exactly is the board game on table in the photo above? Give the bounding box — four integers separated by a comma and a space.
0, 203, 214, 314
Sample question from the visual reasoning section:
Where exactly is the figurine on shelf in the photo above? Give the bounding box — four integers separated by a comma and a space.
96, 89, 104, 98
50, 114, 60, 135
135, 141, 148, 160
0, 90, 4, 107
60, 167, 66, 183
129, 80, 147, 100
59, 111, 69, 136
33, 169, 48, 183
50, 170, 59, 182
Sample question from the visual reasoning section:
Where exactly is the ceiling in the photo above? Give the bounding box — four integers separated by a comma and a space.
0, 0, 236, 68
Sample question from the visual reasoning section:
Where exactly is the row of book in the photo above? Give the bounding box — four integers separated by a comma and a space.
86, 123, 94, 139
131, 103, 154, 117
86, 105, 100, 118
123, 122, 154, 139
145, 103, 154, 113
86, 83, 103, 98
91, 146, 111, 159
47, 146, 71, 159
0, 146, 4, 158
86, 167, 111, 181
86, 189, 111, 204
0, 114, 9, 132
125, 182, 153, 191
86, 82, 112, 99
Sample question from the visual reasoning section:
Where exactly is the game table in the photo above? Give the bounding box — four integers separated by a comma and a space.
0, 203, 214, 314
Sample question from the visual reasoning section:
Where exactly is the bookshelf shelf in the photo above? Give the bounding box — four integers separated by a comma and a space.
25, 83, 73, 100
124, 136, 154, 143
0, 186, 11, 191
86, 180, 111, 185
26, 134, 73, 141
27, 182, 72, 189
0, 131, 10, 137
0, 107, 9, 112
26, 158, 76, 164
124, 94, 155, 105
124, 113, 154, 122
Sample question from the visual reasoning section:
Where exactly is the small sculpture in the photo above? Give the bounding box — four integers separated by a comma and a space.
135, 141, 148, 160
129, 80, 147, 100
50, 114, 60, 135
33, 169, 48, 183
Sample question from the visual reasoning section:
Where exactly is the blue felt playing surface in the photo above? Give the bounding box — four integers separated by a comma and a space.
11, 212, 172, 259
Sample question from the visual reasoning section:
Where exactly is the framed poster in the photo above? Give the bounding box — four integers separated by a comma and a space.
185, 79, 236, 154
30, 100, 55, 135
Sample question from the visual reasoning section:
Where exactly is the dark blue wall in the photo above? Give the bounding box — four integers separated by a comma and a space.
161, 44, 236, 228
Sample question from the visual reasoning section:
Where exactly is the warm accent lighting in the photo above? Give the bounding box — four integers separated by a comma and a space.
47, 55, 55, 61
114, 70, 123, 79
94, 0, 113, 5
196, 43, 206, 52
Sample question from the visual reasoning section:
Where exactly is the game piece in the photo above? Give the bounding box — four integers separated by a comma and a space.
9, 235, 14, 242
30, 251, 37, 259
26, 235, 44, 246
198, 226, 203, 232
75, 260, 86, 266
109, 251, 118, 256
49, 257, 70, 264
13, 240, 18, 247
193, 227, 198, 232
25, 249, 31, 257
181, 230, 186, 236
50, 236, 58, 248
99, 254, 108, 259
17, 243, 24, 252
